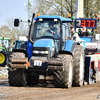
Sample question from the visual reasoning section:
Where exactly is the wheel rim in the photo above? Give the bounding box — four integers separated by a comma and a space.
69, 61, 73, 85
80, 54, 84, 81
0, 53, 5, 64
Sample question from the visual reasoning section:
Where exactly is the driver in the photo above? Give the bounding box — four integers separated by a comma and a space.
46, 21, 59, 38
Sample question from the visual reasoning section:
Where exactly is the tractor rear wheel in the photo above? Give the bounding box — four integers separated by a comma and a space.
73, 45, 84, 87
0, 50, 6, 67
8, 52, 27, 86
54, 54, 73, 88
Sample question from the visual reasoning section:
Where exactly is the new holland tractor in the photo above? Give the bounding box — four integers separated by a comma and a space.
0, 37, 12, 67
8, 14, 95, 88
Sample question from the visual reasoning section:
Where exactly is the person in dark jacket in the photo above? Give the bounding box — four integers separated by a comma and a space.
79, 27, 89, 37
45, 21, 59, 38
71, 26, 75, 37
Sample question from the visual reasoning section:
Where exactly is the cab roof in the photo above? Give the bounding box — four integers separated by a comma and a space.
36, 15, 72, 23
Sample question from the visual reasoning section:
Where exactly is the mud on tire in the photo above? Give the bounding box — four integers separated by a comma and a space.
73, 45, 84, 87
8, 68, 27, 86
54, 54, 73, 88
9, 52, 26, 62
8, 52, 27, 86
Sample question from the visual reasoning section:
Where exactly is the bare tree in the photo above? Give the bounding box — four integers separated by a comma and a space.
84, 0, 100, 18
0, 25, 10, 37
0, 17, 27, 39
32, 0, 100, 19
31, 0, 76, 18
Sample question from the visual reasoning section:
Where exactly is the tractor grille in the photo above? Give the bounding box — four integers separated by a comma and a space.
33, 47, 50, 60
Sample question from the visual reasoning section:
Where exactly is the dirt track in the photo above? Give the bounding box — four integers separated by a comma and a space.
0, 76, 100, 100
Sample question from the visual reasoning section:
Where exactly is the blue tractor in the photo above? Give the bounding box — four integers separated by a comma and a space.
13, 39, 33, 59
8, 14, 85, 88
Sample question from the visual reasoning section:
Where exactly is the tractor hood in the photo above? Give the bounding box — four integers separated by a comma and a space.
33, 39, 54, 50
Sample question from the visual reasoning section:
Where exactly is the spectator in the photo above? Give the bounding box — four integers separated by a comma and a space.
78, 28, 82, 34
71, 26, 75, 37
79, 27, 89, 37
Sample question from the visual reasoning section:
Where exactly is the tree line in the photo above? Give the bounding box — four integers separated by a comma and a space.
32, 0, 100, 18
0, 0, 100, 39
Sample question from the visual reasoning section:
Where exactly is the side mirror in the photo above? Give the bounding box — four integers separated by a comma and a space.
14, 19, 20, 27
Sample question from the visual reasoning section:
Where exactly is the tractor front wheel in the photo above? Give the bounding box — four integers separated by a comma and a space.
54, 54, 73, 88
8, 68, 27, 86
8, 52, 27, 86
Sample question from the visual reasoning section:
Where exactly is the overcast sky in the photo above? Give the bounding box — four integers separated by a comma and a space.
0, 0, 34, 27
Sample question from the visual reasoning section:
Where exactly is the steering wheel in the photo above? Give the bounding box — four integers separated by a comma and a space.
43, 29, 54, 37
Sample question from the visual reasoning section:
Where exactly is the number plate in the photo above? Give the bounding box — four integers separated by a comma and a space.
34, 60, 42, 66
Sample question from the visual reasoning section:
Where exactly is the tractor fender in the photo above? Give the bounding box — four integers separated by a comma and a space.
12, 48, 28, 57
61, 40, 80, 55
0, 47, 7, 52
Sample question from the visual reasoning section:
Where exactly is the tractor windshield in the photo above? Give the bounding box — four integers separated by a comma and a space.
14, 41, 25, 49
32, 19, 61, 39
0, 39, 9, 48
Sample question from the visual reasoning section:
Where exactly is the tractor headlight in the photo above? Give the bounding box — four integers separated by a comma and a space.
33, 51, 48, 54
40, 51, 48, 54
50, 47, 55, 57
33, 51, 39, 54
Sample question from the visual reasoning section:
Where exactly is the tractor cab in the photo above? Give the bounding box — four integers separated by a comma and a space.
29, 15, 72, 57
0, 37, 11, 51
13, 36, 28, 49
14, 40, 26, 49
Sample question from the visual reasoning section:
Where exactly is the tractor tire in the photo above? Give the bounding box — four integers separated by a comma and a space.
6, 51, 11, 66
8, 52, 27, 86
54, 54, 73, 88
0, 50, 7, 67
8, 68, 27, 86
9, 52, 26, 62
27, 71, 39, 86
73, 45, 84, 87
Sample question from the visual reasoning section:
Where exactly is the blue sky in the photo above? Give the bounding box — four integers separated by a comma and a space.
0, 0, 34, 27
